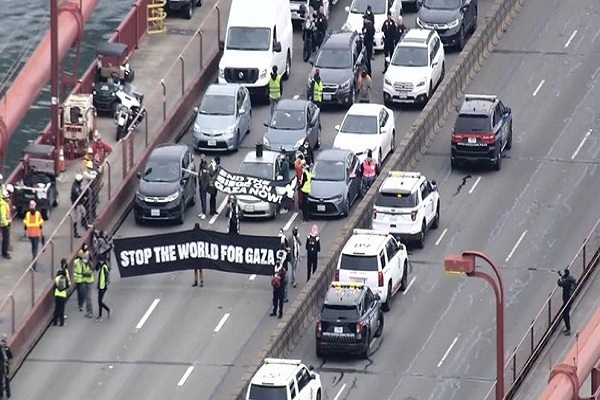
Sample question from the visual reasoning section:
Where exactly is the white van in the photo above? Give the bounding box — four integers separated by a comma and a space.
218, 0, 294, 99
343, 0, 402, 50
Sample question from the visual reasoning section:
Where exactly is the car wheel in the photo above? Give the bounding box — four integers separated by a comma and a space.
378, 149, 383, 164
374, 313, 384, 338
52, 189, 59, 207
390, 131, 396, 153
417, 220, 426, 249
342, 197, 350, 217
432, 202, 440, 229
42, 207, 50, 221
450, 158, 459, 170
283, 51, 291, 80
177, 202, 185, 225
493, 148, 502, 171
457, 26, 465, 51
189, 190, 196, 207
135, 215, 143, 225
348, 85, 356, 107
360, 331, 371, 359
185, 4, 193, 19
382, 281, 392, 311
316, 389, 322, 400
235, 130, 240, 151
440, 62, 446, 84
196, 0, 202, 6
471, 8, 478, 33
316, 347, 324, 359
315, 132, 321, 149
400, 262, 408, 291
506, 122, 513, 150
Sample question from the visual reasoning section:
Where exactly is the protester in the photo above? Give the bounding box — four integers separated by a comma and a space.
290, 226, 301, 288
96, 257, 111, 321
558, 269, 577, 335
208, 156, 221, 215
0, 334, 12, 399
306, 224, 320, 281
271, 252, 287, 319
357, 69, 372, 103
278, 148, 291, 214
300, 163, 312, 222
197, 154, 209, 220
192, 222, 204, 287
226, 195, 241, 235
92, 228, 113, 270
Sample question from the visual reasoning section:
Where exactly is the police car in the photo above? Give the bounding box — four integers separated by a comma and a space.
246, 358, 322, 400
371, 171, 440, 248
335, 229, 409, 311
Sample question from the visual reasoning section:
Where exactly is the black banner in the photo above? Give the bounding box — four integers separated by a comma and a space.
113, 229, 280, 278
214, 168, 297, 204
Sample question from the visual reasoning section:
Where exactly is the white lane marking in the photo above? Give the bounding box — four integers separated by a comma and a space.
333, 383, 347, 400
532, 79, 545, 96
136, 299, 160, 329
565, 30, 577, 48
437, 335, 459, 367
293, 94, 300, 100
214, 313, 231, 333
403, 276, 416, 294
283, 212, 299, 231
249, 274, 257, 280
209, 198, 228, 225
468, 176, 481, 194
505, 230, 528, 262
571, 129, 592, 159
435, 228, 448, 246
177, 366, 195, 386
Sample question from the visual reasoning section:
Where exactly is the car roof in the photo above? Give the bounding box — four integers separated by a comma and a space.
459, 94, 499, 116
400, 29, 433, 47
324, 282, 366, 306
342, 229, 390, 256
316, 149, 352, 162
346, 103, 382, 116
323, 31, 356, 49
252, 361, 299, 385
380, 171, 423, 194
150, 144, 187, 161
243, 149, 280, 163
205, 83, 239, 96
276, 98, 309, 111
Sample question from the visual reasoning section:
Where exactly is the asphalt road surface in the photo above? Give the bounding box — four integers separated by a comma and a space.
287, 0, 600, 399
10, 0, 508, 398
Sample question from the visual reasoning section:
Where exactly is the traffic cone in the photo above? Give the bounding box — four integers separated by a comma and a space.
58, 147, 66, 173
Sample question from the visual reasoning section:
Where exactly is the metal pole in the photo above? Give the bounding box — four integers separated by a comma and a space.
51, 0, 60, 176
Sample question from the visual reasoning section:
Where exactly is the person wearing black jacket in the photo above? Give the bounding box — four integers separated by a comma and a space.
226, 195, 241, 235
306, 224, 320, 281
362, 18, 375, 75
382, 11, 397, 72
0, 334, 12, 398
363, 5, 375, 24
271, 249, 288, 318
558, 269, 577, 335
299, 138, 314, 166
314, 7, 327, 49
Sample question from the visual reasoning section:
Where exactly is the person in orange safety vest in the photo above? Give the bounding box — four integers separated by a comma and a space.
23, 200, 44, 265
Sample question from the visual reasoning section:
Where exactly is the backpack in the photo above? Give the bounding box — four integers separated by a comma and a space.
57, 275, 67, 291
271, 273, 281, 289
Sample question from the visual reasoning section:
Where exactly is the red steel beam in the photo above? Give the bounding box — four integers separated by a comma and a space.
0, 0, 100, 156
539, 306, 600, 399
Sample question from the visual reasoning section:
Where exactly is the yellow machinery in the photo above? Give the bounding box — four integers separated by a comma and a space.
61, 93, 96, 159
148, 0, 167, 34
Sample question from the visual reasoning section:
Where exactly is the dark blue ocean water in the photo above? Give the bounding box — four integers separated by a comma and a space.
0, 0, 133, 172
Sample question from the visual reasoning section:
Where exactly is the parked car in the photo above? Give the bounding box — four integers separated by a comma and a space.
416, 0, 478, 50
246, 358, 322, 400
307, 31, 366, 107
343, 0, 402, 50
372, 171, 440, 248
306, 149, 361, 217
336, 229, 409, 310
290, 0, 330, 22
164, 0, 202, 20
451, 94, 512, 170
192, 84, 252, 152
333, 103, 396, 164
134, 144, 196, 224
383, 28, 445, 106
263, 99, 321, 158
316, 282, 384, 359
237, 149, 283, 219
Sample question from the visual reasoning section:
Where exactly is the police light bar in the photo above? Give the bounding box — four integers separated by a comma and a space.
353, 228, 389, 236
387, 171, 421, 179
264, 358, 302, 366
330, 281, 364, 290
464, 94, 497, 102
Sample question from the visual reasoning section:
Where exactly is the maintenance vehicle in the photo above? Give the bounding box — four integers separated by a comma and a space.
61, 93, 96, 157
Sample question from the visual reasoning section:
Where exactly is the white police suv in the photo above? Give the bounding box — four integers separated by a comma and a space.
371, 171, 440, 248
246, 358, 322, 400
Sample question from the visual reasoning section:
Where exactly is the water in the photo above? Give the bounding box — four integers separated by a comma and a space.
0, 0, 134, 172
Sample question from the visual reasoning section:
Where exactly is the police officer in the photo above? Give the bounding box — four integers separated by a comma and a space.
300, 163, 312, 222
96, 257, 111, 321
226, 195, 240, 235
309, 69, 323, 108
208, 156, 221, 215
314, 7, 328, 49
382, 11, 397, 72
0, 334, 12, 399
0, 189, 11, 259
23, 200, 43, 265
53, 267, 69, 327
362, 17, 375, 75
306, 224, 320, 281
558, 269, 577, 335
268, 65, 283, 116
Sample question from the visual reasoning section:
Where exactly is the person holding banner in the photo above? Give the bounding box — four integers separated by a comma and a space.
271, 249, 287, 319
192, 222, 204, 287
226, 195, 241, 235
208, 156, 221, 215
197, 155, 209, 220
278, 148, 291, 214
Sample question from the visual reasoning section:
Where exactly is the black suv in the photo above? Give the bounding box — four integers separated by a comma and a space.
307, 31, 366, 107
316, 282, 384, 359
164, 0, 202, 20
451, 94, 513, 170
134, 144, 197, 224
416, 0, 477, 50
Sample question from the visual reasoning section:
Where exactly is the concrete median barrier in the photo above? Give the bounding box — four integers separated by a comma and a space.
232, 0, 527, 398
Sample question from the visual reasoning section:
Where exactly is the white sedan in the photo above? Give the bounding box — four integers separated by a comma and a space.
333, 103, 396, 165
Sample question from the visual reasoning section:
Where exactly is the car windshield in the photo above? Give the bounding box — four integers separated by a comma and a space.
321, 304, 360, 320
340, 115, 378, 134
226, 27, 271, 51
315, 48, 352, 69
350, 0, 386, 14
240, 162, 274, 180
142, 160, 180, 183
454, 114, 491, 133
199, 94, 235, 115
270, 110, 306, 130
423, 0, 461, 10
340, 254, 379, 271
375, 191, 418, 208
313, 160, 346, 181
391, 47, 429, 67
248, 384, 287, 400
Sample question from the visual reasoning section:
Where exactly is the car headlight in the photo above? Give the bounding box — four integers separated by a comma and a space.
384, 76, 392, 86
92, 90, 97, 96
165, 192, 180, 202
136, 192, 145, 201
259, 69, 268, 79
416, 79, 426, 87
340, 79, 352, 90
448, 18, 461, 29
333, 194, 344, 201
219, 68, 224, 78
263, 136, 270, 147
194, 123, 201, 132
225, 124, 236, 134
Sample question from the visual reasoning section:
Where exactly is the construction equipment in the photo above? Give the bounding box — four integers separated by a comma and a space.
61, 93, 96, 158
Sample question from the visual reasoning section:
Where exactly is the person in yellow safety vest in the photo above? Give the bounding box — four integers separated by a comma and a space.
81, 253, 95, 319
268, 65, 283, 117
309, 69, 323, 108
73, 254, 86, 312
53, 266, 70, 327
0, 189, 12, 259
96, 258, 111, 321
300, 164, 312, 222
23, 200, 43, 266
